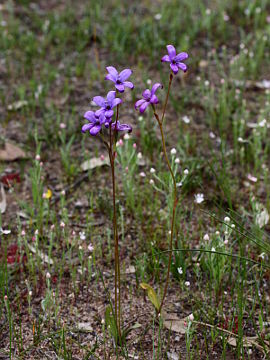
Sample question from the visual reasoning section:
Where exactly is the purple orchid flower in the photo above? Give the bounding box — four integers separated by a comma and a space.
81, 111, 106, 136
93, 91, 122, 119
111, 121, 132, 133
161, 45, 188, 74
105, 66, 134, 93
135, 83, 163, 113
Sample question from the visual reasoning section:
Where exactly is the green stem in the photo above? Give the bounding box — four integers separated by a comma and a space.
161, 73, 173, 125
152, 94, 177, 314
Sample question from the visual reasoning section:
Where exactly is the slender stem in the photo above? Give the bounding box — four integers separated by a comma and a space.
161, 73, 173, 125
151, 83, 178, 314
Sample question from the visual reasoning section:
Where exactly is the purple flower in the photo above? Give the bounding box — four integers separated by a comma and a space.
135, 83, 163, 113
161, 45, 188, 74
81, 111, 106, 136
93, 91, 122, 119
111, 121, 132, 133
105, 66, 134, 93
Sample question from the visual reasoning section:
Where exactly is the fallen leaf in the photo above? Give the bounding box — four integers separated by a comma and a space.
0, 185, 6, 214
28, 244, 53, 265
126, 265, 135, 274
7, 100, 28, 111
0, 142, 26, 161
0, 173, 21, 186
162, 311, 192, 334
81, 156, 109, 171
77, 322, 93, 331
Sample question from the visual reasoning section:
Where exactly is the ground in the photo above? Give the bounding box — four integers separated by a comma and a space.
0, 0, 270, 359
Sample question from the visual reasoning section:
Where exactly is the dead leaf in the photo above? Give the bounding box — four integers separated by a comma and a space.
7, 100, 28, 111
0, 185, 6, 214
162, 311, 192, 334
81, 156, 109, 171
28, 244, 53, 265
0, 142, 26, 161
126, 265, 135, 274
77, 322, 93, 332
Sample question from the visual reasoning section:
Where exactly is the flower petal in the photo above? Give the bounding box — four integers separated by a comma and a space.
135, 99, 146, 109
106, 90, 116, 105
119, 69, 132, 82
150, 94, 159, 104
82, 123, 93, 133
106, 66, 118, 80
177, 62, 188, 72
139, 101, 150, 113
170, 63, 179, 74
123, 81, 134, 89
105, 109, 114, 118
115, 83, 125, 92
93, 96, 105, 107
84, 110, 96, 122
117, 123, 132, 132
89, 124, 101, 136
142, 89, 151, 99
95, 108, 105, 117
151, 83, 163, 96
161, 55, 170, 62
112, 98, 122, 108
167, 44, 176, 59
105, 73, 116, 83
175, 52, 189, 62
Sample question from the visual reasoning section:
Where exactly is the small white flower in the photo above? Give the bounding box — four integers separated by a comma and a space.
188, 313, 194, 321
206, 8, 211, 15
211, 247, 216, 252
79, 232, 86, 241
185, 281, 190, 287
215, 231, 220, 236
209, 131, 216, 139
0, 228, 11, 235
88, 243, 94, 252
203, 234, 210, 241
46, 272, 51, 279
154, 13, 162, 20
224, 239, 229, 245
138, 116, 143, 122
177, 267, 183, 275
182, 116, 190, 124
150, 168, 156, 174
204, 80, 210, 87
60, 221, 65, 228
139, 172, 146, 177
223, 13, 229, 21
175, 158, 180, 164
124, 133, 130, 140
255, 7, 261, 14
78, 245, 83, 251
184, 169, 189, 175
231, 224, 235, 229
21, 230, 26, 236
146, 79, 152, 85
170, 148, 177, 155
149, 179, 154, 185
29, 291, 32, 297
137, 152, 142, 159
35, 154, 41, 161
35, 229, 39, 235
59, 123, 66, 129
224, 216, 230, 223
61, 190, 66, 196
176, 181, 182, 187
194, 193, 204, 204
247, 174, 257, 183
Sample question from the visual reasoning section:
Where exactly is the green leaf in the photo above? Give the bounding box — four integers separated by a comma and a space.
140, 282, 160, 310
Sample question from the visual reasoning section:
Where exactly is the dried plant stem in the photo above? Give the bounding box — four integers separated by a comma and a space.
152, 74, 177, 313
